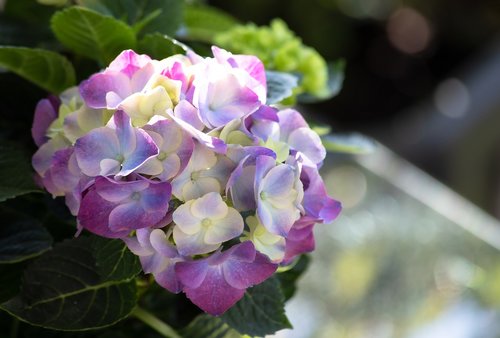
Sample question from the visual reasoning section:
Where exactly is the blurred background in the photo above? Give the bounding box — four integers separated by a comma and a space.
209, 1, 500, 337
210, 0, 500, 217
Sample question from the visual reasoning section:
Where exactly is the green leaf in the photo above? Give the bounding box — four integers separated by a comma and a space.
181, 4, 239, 42
0, 215, 52, 264
137, 33, 188, 60
182, 314, 240, 338
298, 59, 345, 103
221, 277, 292, 336
0, 145, 41, 202
266, 71, 299, 105
92, 237, 142, 281
0, 16, 54, 47
276, 255, 310, 301
309, 122, 332, 137
51, 6, 137, 64
322, 133, 376, 154
0, 263, 27, 303
1, 236, 140, 331
0, 46, 76, 93
78, 0, 184, 38
4, 0, 56, 25
37, 0, 68, 6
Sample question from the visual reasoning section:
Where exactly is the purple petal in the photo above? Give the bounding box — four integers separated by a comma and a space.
302, 166, 342, 223
161, 60, 192, 98
108, 50, 151, 77
50, 147, 80, 193
282, 223, 315, 265
223, 250, 277, 289
172, 97, 204, 131
170, 101, 227, 154
107, 110, 136, 154
78, 187, 129, 238
140, 180, 172, 212
261, 164, 295, 197
199, 77, 260, 128
142, 118, 195, 179
108, 201, 162, 232
176, 241, 277, 315
256, 201, 297, 237
120, 127, 159, 176
79, 72, 131, 109
248, 105, 279, 123
277, 109, 308, 140
211, 46, 267, 102
108, 111, 160, 176
173, 227, 220, 256
74, 126, 120, 177
175, 260, 209, 289
95, 176, 148, 203
65, 189, 81, 216
227, 162, 256, 211
149, 229, 177, 258
190, 192, 227, 219
31, 96, 59, 147
253, 155, 276, 200
74, 111, 159, 177
107, 181, 170, 232
287, 127, 326, 165
32, 136, 71, 176
184, 268, 244, 316
80, 50, 153, 109
155, 260, 183, 293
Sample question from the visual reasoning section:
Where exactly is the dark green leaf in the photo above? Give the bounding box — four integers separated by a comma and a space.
1, 236, 140, 330
0, 145, 41, 202
181, 4, 239, 43
51, 6, 137, 64
79, 0, 184, 38
266, 71, 299, 105
221, 277, 291, 336
0, 263, 27, 303
4, 0, 56, 25
97, 331, 131, 338
298, 59, 345, 103
0, 46, 76, 93
181, 314, 240, 338
276, 255, 310, 301
92, 237, 141, 281
137, 33, 188, 60
322, 133, 376, 154
0, 215, 52, 264
0, 16, 54, 47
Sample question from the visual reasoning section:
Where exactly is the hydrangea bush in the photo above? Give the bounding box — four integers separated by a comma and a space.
32, 47, 341, 316
0, 1, 353, 336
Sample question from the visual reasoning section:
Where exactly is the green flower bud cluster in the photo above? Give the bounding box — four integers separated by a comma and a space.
214, 19, 329, 101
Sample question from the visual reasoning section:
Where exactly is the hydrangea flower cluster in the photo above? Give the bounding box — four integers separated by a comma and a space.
31, 47, 341, 316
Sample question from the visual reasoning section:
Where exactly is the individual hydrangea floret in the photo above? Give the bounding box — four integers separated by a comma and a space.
124, 228, 184, 293
31, 46, 341, 316
242, 215, 286, 263
175, 241, 276, 315
173, 192, 244, 256
75, 110, 159, 177
78, 176, 171, 238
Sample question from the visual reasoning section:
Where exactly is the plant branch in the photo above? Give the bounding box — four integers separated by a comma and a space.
131, 306, 181, 338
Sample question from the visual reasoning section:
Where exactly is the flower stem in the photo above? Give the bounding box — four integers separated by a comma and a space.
131, 306, 181, 338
